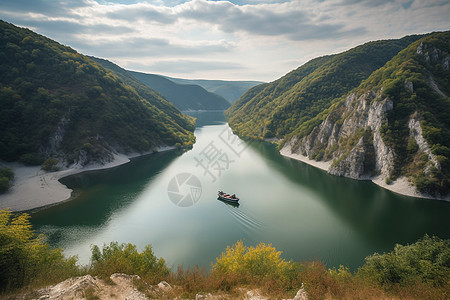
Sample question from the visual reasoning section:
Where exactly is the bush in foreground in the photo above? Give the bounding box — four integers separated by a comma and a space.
90, 241, 170, 284
0, 210, 81, 292
1, 209, 449, 299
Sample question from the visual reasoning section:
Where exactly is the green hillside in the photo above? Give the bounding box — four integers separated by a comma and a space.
355, 32, 450, 194
0, 20, 195, 165
285, 32, 450, 196
226, 35, 424, 140
226, 31, 450, 197
128, 71, 231, 111
165, 77, 263, 103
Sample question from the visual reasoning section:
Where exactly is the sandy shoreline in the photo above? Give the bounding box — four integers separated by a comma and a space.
0, 147, 174, 212
280, 147, 449, 201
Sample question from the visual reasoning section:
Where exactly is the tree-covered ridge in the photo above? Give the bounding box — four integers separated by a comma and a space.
282, 31, 449, 196
226, 35, 424, 140
166, 77, 264, 104
0, 20, 195, 165
128, 71, 231, 111
88, 57, 196, 130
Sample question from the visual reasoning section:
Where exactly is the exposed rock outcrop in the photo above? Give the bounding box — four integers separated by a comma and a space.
18, 274, 308, 300
283, 90, 394, 181
36, 274, 148, 300
280, 34, 450, 200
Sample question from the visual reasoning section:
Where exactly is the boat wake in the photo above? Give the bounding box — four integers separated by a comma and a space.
222, 203, 265, 235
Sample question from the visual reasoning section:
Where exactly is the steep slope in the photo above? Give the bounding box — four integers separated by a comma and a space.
88, 57, 198, 124
165, 77, 264, 103
128, 71, 231, 111
226, 35, 423, 140
0, 20, 195, 166
281, 31, 450, 198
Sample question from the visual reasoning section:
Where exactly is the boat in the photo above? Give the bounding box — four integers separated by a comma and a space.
217, 191, 239, 203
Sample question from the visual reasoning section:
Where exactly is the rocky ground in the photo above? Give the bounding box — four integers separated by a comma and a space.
7, 273, 308, 300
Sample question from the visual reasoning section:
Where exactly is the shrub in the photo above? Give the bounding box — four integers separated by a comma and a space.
41, 158, 59, 172
90, 242, 170, 284
212, 240, 297, 290
357, 235, 450, 287
0, 210, 81, 292
0, 168, 14, 193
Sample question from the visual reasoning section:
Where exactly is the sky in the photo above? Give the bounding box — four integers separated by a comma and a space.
0, 0, 449, 81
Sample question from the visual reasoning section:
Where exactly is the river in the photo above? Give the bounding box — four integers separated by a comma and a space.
31, 111, 450, 270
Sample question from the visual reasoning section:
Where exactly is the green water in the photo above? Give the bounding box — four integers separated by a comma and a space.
31, 112, 450, 270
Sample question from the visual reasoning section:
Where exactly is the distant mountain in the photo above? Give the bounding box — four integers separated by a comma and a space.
164, 77, 264, 103
227, 32, 450, 198
0, 20, 195, 166
127, 71, 231, 111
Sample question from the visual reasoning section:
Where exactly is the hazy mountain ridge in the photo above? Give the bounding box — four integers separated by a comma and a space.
0, 20, 195, 167
227, 32, 450, 198
165, 76, 264, 103
128, 71, 231, 111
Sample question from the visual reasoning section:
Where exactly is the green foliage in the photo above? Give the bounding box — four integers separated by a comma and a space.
41, 158, 59, 172
0, 168, 14, 193
228, 30, 450, 196
127, 70, 231, 111
90, 242, 170, 284
367, 31, 450, 194
358, 235, 450, 288
0, 20, 195, 164
1, 214, 448, 300
212, 240, 298, 289
19, 153, 44, 166
0, 210, 81, 292
227, 35, 423, 141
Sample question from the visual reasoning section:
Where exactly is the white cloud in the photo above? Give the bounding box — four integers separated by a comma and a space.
0, 0, 449, 81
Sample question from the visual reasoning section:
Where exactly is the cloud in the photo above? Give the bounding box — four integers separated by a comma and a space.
104, 4, 176, 24
0, 0, 90, 16
176, 0, 367, 40
76, 36, 234, 57
0, 0, 449, 81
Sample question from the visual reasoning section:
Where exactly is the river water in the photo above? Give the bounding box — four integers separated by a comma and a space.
31, 111, 450, 270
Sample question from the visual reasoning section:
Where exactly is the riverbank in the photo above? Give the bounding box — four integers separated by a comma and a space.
279, 147, 449, 201
0, 147, 174, 212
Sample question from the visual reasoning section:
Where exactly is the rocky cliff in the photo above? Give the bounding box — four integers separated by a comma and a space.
280, 32, 450, 199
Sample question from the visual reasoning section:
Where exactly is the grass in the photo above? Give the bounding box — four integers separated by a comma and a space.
1, 210, 449, 299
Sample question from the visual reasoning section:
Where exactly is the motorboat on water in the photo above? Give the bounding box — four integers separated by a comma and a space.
217, 191, 239, 203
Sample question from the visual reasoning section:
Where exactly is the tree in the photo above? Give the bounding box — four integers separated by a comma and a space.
0, 210, 80, 292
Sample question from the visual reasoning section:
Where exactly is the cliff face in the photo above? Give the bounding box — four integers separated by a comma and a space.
280, 32, 450, 199
282, 91, 394, 180
226, 35, 423, 140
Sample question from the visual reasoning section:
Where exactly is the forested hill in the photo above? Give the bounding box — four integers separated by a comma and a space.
0, 20, 195, 166
226, 34, 424, 140
164, 77, 264, 104
226, 31, 450, 198
127, 71, 231, 111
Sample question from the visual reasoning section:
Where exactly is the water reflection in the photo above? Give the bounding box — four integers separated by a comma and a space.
32, 150, 182, 227
217, 198, 240, 208
247, 140, 450, 253
30, 111, 449, 270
